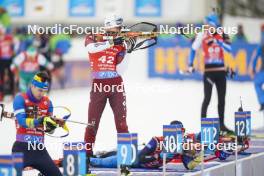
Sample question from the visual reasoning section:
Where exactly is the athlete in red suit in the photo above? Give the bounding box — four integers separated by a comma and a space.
84, 15, 132, 157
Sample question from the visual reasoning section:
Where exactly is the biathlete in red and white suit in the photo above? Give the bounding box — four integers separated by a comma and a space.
84, 15, 133, 156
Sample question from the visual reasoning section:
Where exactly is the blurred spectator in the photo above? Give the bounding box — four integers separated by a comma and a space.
0, 24, 14, 101
10, 46, 54, 92
32, 33, 50, 58
251, 24, 264, 111
14, 26, 33, 53
0, 7, 11, 32
232, 24, 248, 43
49, 34, 71, 89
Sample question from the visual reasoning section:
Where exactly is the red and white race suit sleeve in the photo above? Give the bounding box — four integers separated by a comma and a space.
85, 35, 113, 53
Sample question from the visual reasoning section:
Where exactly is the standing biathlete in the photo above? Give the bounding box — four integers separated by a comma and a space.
12, 72, 62, 175
188, 13, 232, 133
251, 24, 264, 111
84, 15, 134, 157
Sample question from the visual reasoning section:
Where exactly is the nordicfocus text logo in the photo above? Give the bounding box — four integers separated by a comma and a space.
27, 24, 105, 35
93, 82, 124, 93
160, 141, 237, 152
27, 142, 94, 151
159, 24, 238, 36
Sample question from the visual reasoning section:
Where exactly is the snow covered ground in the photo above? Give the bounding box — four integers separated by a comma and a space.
0, 50, 263, 175
0, 80, 261, 156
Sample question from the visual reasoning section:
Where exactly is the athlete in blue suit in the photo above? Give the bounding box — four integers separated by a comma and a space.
252, 25, 264, 111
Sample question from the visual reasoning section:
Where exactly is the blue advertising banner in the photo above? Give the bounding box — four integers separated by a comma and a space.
69, 0, 95, 17
148, 36, 259, 81
0, 0, 24, 17
135, 0, 161, 17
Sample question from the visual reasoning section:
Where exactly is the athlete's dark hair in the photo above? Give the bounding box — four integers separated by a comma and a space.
35, 71, 51, 83
170, 120, 183, 126
170, 120, 185, 133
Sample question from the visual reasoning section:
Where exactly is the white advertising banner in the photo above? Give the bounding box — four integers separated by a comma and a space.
26, 0, 53, 18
